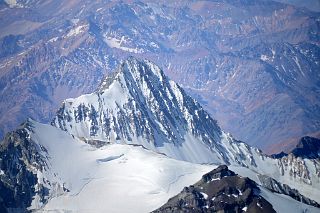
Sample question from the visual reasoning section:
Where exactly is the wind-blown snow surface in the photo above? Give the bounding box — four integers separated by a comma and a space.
52, 57, 320, 203
28, 121, 214, 212
26, 121, 320, 213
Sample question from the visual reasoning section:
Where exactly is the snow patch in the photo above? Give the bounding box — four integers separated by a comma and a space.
260, 55, 269, 61
4, 0, 17, 8
200, 192, 208, 199
257, 202, 262, 208
65, 25, 87, 37
207, 177, 221, 182
104, 36, 143, 53
48, 37, 58, 42
293, 56, 305, 76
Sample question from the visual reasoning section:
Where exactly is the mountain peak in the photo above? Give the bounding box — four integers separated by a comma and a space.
98, 57, 166, 93
51, 57, 320, 188
153, 165, 276, 213
52, 57, 227, 163
271, 136, 320, 159
291, 136, 320, 159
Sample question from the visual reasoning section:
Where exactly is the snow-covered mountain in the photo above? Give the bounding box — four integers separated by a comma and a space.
0, 120, 319, 213
52, 56, 225, 164
51, 57, 320, 202
0, 119, 214, 212
0, 57, 319, 212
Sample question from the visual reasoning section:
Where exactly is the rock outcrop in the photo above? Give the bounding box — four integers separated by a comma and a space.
153, 165, 276, 213
0, 121, 46, 212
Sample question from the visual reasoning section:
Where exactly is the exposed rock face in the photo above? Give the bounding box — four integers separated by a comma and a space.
0, 120, 69, 213
153, 165, 276, 213
0, 121, 47, 212
271, 136, 320, 187
291, 136, 320, 159
272, 136, 320, 159
277, 153, 312, 184
258, 174, 320, 208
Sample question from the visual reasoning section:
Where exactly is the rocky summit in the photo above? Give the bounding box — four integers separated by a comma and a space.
153, 165, 275, 213
271, 136, 320, 159
291, 136, 320, 159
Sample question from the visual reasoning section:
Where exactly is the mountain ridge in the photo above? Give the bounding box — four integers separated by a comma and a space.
0, 57, 319, 212
271, 136, 320, 159
50, 57, 320, 202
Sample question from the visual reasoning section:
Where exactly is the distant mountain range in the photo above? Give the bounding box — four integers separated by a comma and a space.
0, 58, 319, 212
272, 136, 320, 159
274, 0, 320, 12
0, 0, 319, 154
